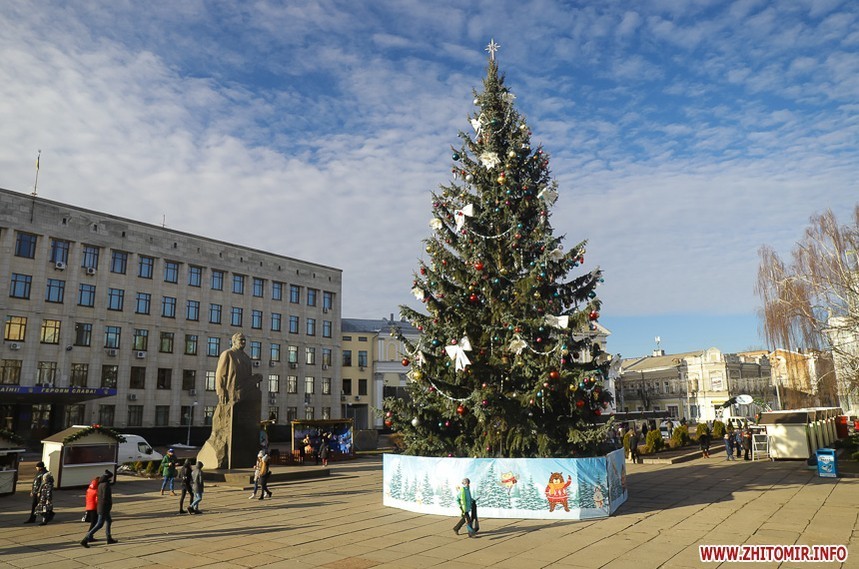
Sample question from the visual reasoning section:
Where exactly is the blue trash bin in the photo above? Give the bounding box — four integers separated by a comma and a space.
816, 448, 838, 478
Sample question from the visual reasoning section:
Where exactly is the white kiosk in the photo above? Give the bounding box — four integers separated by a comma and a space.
41, 426, 121, 489
0, 429, 27, 496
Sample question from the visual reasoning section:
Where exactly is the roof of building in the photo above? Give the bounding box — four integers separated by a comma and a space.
621, 350, 707, 372
342, 317, 419, 336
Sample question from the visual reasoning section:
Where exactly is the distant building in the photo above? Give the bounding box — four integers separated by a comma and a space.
618, 347, 775, 422
341, 316, 419, 430
743, 348, 839, 410
0, 187, 341, 447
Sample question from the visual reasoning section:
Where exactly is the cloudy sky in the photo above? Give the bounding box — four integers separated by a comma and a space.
2, 1, 857, 358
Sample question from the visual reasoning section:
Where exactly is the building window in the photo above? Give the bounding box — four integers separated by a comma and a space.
133, 329, 148, 351
65, 404, 85, 427
268, 374, 280, 394
306, 318, 316, 336
138, 255, 154, 279
98, 405, 115, 427
286, 407, 297, 421
39, 320, 61, 344
286, 375, 298, 394
37, 361, 57, 385
343, 350, 352, 367
358, 351, 368, 368
290, 285, 301, 304
271, 313, 281, 332
270, 343, 281, 362
188, 265, 203, 287
160, 332, 174, 353
182, 369, 196, 391
322, 348, 332, 367
136, 292, 151, 315
359, 379, 368, 396
209, 303, 222, 324
180, 405, 195, 426
305, 376, 315, 394
342, 379, 352, 395
107, 288, 125, 311
42, 279, 65, 305
81, 245, 99, 269
249, 341, 262, 360
2, 361, 23, 385
164, 260, 179, 283
185, 334, 198, 355
323, 291, 334, 311
272, 281, 283, 301
304, 407, 315, 420
211, 269, 224, 290
186, 300, 200, 321
322, 377, 331, 395
130, 366, 146, 389
110, 251, 128, 274
231, 307, 243, 327
232, 274, 245, 294
101, 365, 118, 388
10, 273, 32, 299
162, 296, 177, 318
155, 405, 169, 426
50, 238, 70, 264
70, 363, 88, 387
128, 405, 143, 427
78, 284, 96, 307
322, 320, 332, 338
157, 368, 172, 390
74, 323, 92, 346
4, 316, 27, 341
205, 371, 216, 391
307, 288, 318, 307
251, 310, 263, 329
104, 326, 121, 349
269, 406, 279, 422
207, 337, 220, 357
321, 407, 331, 420
204, 405, 214, 426
288, 346, 298, 364
305, 347, 316, 365
253, 277, 264, 298
289, 316, 299, 334
14, 232, 37, 258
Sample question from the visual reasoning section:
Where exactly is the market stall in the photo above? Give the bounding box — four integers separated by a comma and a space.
41, 425, 123, 488
0, 428, 26, 496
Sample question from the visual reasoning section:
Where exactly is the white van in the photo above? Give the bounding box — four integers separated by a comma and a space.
118, 434, 163, 464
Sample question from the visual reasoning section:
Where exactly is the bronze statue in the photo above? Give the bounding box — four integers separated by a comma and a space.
197, 332, 262, 469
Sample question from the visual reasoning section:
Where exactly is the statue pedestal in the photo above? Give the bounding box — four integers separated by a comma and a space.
197, 400, 260, 470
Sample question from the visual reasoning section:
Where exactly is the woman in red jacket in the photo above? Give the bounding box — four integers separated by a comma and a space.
84, 477, 99, 539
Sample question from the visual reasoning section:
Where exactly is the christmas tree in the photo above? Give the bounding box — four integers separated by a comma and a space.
473, 462, 510, 509
383, 41, 613, 458
516, 476, 548, 511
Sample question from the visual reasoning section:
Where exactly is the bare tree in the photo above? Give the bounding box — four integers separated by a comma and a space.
756, 206, 859, 409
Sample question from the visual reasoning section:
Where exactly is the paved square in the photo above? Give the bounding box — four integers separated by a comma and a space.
1, 456, 856, 568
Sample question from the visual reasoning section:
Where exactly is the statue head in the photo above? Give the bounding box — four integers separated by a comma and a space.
231, 332, 247, 350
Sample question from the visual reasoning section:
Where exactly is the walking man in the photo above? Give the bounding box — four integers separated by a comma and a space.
80, 470, 117, 547
452, 478, 476, 537
188, 461, 204, 514
178, 459, 193, 513
160, 448, 178, 495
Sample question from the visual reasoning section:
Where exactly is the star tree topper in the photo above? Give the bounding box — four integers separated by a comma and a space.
486, 39, 500, 61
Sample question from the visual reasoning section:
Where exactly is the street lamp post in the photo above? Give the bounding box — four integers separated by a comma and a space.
186, 401, 198, 446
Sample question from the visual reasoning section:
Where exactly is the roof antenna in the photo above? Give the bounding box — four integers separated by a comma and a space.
162, 214, 166, 227
32, 150, 41, 197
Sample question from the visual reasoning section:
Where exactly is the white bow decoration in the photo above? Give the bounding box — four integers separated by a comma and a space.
429, 218, 443, 231
455, 204, 475, 231
480, 151, 501, 169
547, 247, 564, 261
445, 336, 473, 371
470, 117, 482, 136
412, 287, 425, 301
544, 315, 570, 329
508, 334, 528, 355
538, 187, 558, 205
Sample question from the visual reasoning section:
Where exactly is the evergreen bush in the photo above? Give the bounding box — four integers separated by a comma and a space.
712, 421, 726, 439
644, 430, 664, 454
670, 424, 690, 447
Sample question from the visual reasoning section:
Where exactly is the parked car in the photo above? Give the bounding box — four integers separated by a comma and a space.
118, 434, 162, 464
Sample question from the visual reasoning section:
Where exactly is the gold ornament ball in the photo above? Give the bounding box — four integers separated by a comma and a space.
413, 370, 424, 381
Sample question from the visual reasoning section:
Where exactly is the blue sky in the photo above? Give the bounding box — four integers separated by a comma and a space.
1, 1, 857, 358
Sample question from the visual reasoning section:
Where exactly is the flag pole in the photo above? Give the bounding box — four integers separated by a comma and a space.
32, 150, 41, 197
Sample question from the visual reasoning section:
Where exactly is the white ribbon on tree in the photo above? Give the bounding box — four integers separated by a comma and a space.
538, 187, 558, 205
508, 334, 528, 355
444, 336, 473, 371
429, 218, 443, 231
547, 247, 564, 261
455, 204, 475, 231
544, 314, 570, 329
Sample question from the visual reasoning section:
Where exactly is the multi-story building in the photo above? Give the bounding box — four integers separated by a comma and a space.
0, 188, 341, 447
341, 316, 419, 430
618, 347, 775, 422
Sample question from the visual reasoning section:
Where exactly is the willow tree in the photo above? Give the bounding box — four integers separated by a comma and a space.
756, 206, 859, 408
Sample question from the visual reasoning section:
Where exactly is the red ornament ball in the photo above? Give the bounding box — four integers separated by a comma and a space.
589, 310, 600, 321
549, 370, 560, 380
474, 261, 484, 271
384, 420, 393, 427
575, 399, 585, 408
456, 405, 466, 415
401, 358, 410, 367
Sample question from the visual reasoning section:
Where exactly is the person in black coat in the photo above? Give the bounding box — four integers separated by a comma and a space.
178, 459, 194, 513
80, 470, 118, 547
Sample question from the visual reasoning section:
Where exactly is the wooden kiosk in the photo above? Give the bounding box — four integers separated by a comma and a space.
41, 426, 123, 489
291, 419, 354, 464
0, 429, 27, 496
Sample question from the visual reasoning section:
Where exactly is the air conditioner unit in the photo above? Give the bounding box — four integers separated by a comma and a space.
269, 361, 277, 367
106, 348, 117, 357
354, 395, 360, 401
86, 267, 97, 276
127, 393, 137, 401
135, 351, 146, 359
269, 397, 277, 405
9, 343, 20, 351
289, 362, 298, 369
189, 389, 197, 396
321, 364, 328, 370
54, 261, 66, 270
252, 361, 261, 368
